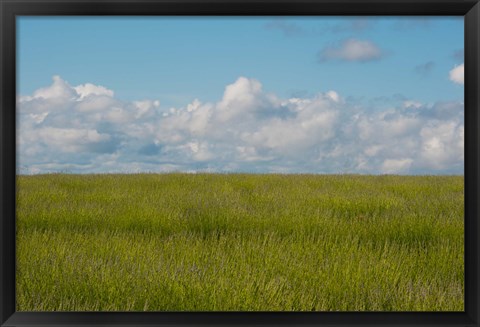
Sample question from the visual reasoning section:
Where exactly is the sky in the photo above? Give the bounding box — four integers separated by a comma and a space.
17, 17, 464, 174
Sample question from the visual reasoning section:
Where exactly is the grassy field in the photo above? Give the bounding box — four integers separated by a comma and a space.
16, 173, 464, 311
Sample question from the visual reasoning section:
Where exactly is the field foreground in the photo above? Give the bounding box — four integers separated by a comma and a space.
16, 174, 464, 311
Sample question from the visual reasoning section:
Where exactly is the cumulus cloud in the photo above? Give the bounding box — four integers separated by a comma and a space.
419, 121, 464, 170
403, 100, 422, 109
74, 83, 114, 99
449, 64, 464, 85
35, 127, 112, 153
31, 75, 76, 101
318, 38, 384, 63
381, 158, 413, 174
17, 75, 464, 175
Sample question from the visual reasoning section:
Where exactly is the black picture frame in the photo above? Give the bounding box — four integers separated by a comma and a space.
1, 0, 479, 326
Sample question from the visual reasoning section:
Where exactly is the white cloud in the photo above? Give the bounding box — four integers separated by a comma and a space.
36, 127, 112, 153
449, 63, 464, 85
215, 77, 282, 122
74, 83, 114, 99
32, 75, 76, 101
75, 95, 117, 113
364, 145, 383, 157
326, 90, 340, 102
133, 100, 160, 119
17, 75, 464, 175
419, 121, 464, 170
186, 141, 214, 161
29, 112, 49, 124
381, 158, 413, 174
403, 100, 422, 109
103, 107, 132, 124
319, 39, 384, 62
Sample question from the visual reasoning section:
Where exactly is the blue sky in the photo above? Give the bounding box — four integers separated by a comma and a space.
17, 17, 464, 174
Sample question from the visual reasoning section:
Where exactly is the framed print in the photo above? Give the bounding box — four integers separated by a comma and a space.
1, 0, 479, 326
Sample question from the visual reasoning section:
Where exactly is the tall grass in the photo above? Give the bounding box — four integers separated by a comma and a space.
16, 174, 464, 311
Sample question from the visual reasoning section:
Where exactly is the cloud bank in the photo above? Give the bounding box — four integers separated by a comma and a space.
17, 76, 464, 175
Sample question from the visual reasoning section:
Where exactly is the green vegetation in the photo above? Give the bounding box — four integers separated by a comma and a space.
16, 174, 464, 311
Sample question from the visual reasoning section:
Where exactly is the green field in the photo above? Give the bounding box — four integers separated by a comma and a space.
16, 174, 464, 311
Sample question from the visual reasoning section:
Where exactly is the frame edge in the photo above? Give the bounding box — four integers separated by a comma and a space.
1, 0, 479, 326
0, 0, 17, 326
465, 2, 480, 325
